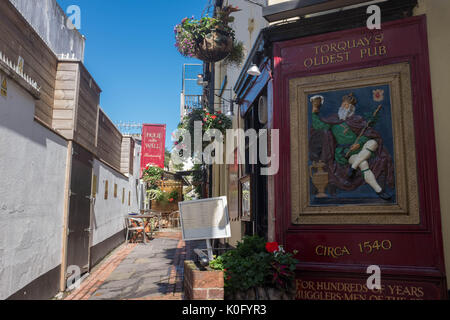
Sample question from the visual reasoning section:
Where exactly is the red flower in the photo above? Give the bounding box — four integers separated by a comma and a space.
169, 198, 174, 202
211, 115, 217, 120
206, 113, 210, 116
217, 111, 222, 114
203, 118, 207, 122
265, 242, 279, 253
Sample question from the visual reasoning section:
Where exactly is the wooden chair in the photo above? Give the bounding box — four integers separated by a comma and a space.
125, 216, 145, 243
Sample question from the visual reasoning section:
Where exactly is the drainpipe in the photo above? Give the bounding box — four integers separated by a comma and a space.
59, 140, 73, 292
208, 62, 214, 197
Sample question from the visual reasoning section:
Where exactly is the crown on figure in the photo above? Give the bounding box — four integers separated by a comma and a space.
342, 93, 357, 105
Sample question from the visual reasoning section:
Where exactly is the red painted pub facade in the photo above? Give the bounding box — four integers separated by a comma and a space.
233, 0, 447, 300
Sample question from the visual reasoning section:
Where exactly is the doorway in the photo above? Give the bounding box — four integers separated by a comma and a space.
66, 143, 93, 277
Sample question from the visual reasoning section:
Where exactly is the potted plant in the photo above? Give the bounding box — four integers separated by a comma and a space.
174, 5, 244, 64
209, 235, 299, 300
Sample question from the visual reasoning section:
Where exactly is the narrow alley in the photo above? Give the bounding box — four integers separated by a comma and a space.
64, 229, 205, 300
2, 0, 450, 305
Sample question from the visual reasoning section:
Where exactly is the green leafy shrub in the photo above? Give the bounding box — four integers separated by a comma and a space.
209, 235, 299, 294
142, 164, 163, 186
177, 108, 232, 152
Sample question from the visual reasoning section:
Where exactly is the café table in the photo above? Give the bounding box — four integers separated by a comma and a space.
128, 212, 163, 243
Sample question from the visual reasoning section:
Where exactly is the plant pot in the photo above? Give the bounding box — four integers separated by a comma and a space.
195, 29, 233, 63
184, 261, 224, 300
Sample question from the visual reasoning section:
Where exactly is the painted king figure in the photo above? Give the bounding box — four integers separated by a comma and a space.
310, 93, 395, 200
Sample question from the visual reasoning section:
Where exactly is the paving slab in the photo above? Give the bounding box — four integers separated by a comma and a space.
65, 229, 208, 300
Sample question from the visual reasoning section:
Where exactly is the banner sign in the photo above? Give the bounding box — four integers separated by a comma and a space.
140, 124, 166, 175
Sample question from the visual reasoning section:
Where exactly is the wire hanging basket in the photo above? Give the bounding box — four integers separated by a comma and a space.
194, 28, 234, 63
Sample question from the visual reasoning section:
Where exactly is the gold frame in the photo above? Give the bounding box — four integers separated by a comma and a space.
289, 63, 420, 224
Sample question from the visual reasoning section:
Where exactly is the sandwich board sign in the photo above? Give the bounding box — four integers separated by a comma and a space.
178, 196, 231, 242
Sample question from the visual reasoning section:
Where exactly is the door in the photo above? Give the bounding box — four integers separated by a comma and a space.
243, 99, 269, 240
66, 143, 93, 276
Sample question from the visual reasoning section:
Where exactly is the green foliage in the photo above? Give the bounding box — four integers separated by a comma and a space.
147, 188, 163, 201
147, 187, 179, 204
223, 40, 245, 67
158, 190, 179, 203
174, 5, 240, 60
191, 163, 205, 198
143, 164, 179, 204
178, 108, 232, 152
209, 255, 224, 270
142, 165, 163, 187
164, 149, 171, 169
183, 194, 194, 201
208, 236, 299, 294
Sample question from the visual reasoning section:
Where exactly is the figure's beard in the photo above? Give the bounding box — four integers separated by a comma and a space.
338, 105, 355, 120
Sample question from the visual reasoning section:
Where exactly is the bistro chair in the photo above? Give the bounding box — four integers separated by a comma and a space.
169, 210, 181, 228
125, 216, 145, 243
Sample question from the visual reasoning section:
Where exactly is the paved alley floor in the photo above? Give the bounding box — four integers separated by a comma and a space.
64, 229, 205, 300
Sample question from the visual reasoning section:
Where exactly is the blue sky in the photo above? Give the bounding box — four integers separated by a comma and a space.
56, 0, 206, 148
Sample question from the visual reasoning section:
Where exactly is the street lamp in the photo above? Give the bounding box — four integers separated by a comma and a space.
197, 74, 208, 86
247, 64, 261, 76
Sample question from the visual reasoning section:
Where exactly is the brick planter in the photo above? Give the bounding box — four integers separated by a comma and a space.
184, 261, 224, 300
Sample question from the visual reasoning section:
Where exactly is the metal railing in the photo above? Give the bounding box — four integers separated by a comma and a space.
181, 94, 203, 119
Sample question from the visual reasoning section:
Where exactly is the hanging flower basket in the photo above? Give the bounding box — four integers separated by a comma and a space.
176, 108, 232, 152
174, 6, 244, 65
195, 29, 234, 63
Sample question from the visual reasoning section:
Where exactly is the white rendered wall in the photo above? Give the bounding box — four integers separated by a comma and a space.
215, 1, 268, 246
91, 143, 143, 246
9, 0, 85, 61
223, 0, 268, 91
0, 79, 68, 299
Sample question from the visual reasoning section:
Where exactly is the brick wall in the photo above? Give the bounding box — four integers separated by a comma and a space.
183, 261, 224, 300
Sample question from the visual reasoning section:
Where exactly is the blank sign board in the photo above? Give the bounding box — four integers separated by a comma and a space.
178, 196, 231, 241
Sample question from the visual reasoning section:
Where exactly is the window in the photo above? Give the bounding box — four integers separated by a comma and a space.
122, 188, 125, 204
104, 180, 108, 200
114, 183, 118, 198
128, 191, 131, 206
